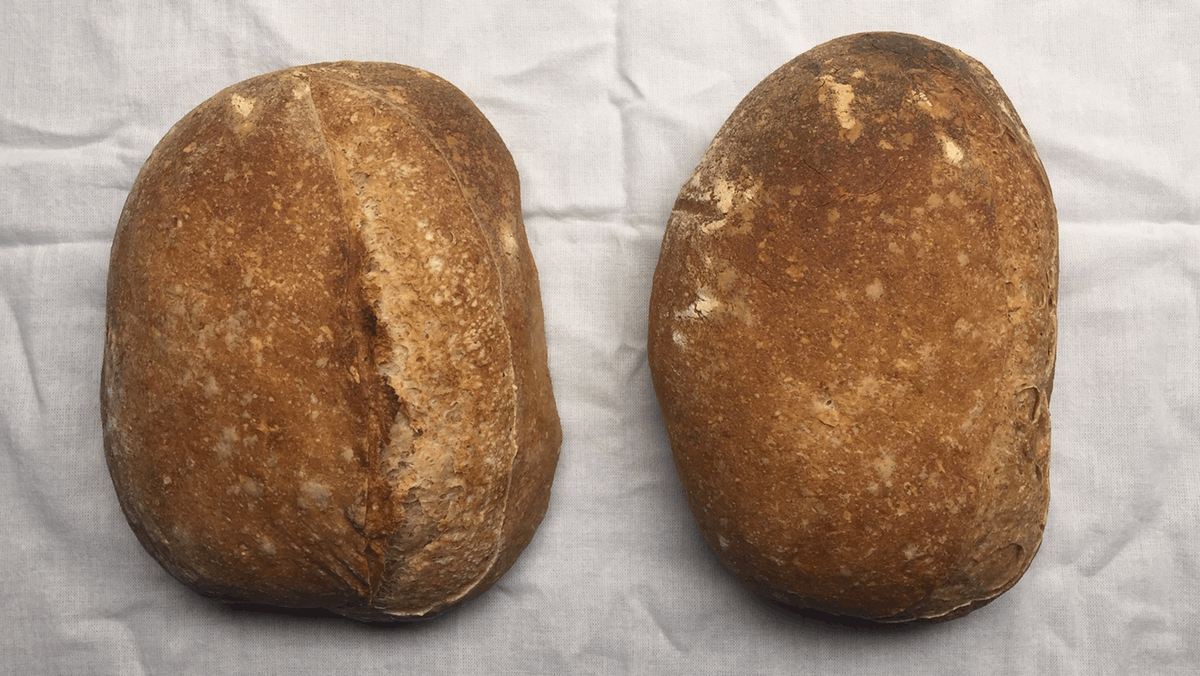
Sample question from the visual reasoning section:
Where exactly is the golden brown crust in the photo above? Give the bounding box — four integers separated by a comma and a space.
648, 32, 1056, 622
102, 62, 560, 621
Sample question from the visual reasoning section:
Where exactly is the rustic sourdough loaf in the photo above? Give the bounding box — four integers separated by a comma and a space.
648, 33, 1057, 622
102, 62, 561, 621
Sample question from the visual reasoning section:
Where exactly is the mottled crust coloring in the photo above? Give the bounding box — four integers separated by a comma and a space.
648, 33, 1057, 622
101, 62, 561, 621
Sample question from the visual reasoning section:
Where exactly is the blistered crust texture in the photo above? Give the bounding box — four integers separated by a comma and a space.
648, 33, 1057, 622
101, 62, 561, 621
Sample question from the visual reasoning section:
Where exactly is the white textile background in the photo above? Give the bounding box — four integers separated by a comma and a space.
2, 1, 1198, 674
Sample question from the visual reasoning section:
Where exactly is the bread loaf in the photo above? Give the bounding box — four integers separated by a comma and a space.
101, 62, 561, 621
648, 33, 1057, 622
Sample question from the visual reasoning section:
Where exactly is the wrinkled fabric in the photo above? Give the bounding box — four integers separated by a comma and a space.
2, 1, 1198, 674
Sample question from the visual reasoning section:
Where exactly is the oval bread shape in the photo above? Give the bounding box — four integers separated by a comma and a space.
101, 62, 561, 621
648, 33, 1057, 622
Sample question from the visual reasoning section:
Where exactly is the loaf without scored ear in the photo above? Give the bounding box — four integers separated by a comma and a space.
649, 32, 1057, 623
102, 62, 561, 621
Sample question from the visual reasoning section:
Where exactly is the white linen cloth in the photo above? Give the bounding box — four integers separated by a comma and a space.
2, 1, 1197, 673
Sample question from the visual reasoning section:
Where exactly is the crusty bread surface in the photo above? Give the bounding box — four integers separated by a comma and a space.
648, 32, 1057, 622
102, 62, 561, 621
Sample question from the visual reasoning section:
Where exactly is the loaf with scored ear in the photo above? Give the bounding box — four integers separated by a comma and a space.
102, 62, 561, 621
649, 32, 1057, 622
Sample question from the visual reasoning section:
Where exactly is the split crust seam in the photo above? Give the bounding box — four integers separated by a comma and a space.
306, 70, 520, 618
